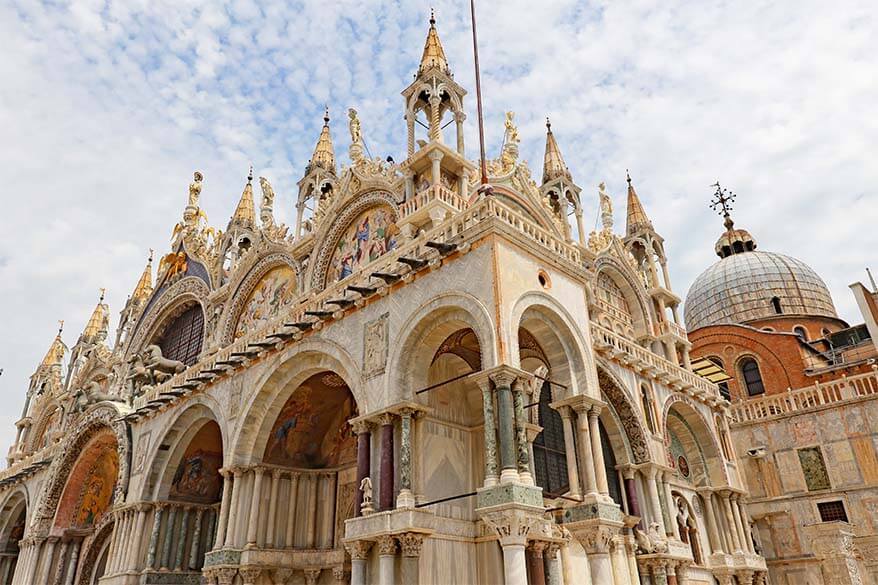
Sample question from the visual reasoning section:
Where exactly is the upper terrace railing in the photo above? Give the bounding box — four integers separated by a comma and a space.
590, 323, 719, 399
399, 184, 467, 217
729, 367, 878, 424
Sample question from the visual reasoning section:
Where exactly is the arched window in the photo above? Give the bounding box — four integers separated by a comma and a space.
740, 358, 765, 396
533, 381, 569, 496
771, 296, 782, 314
793, 326, 808, 340
156, 304, 204, 366
641, 384, 657, 433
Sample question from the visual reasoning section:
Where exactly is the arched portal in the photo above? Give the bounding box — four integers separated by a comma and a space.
0, 492, 26, 584
50, 429, 119, 585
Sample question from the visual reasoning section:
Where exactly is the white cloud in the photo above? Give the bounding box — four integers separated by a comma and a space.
0, 0, 876, 451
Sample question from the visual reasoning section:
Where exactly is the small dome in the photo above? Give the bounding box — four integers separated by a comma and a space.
684, 250, 838, 331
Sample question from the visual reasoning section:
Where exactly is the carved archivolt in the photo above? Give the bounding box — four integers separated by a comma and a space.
220, 252, 300, 344
125, 276, 209, 358
597, 366, 650, 464
309, 190, 399, 290
29, 405, 130, 536
661, 394, 726, 480
76, 512, 114, 585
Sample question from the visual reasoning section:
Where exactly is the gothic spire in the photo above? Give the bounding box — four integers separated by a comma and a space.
625, 171, 654, 237
542, 118, 572, 184
230, 166, 257, 229
309, 107, 336, 174
131, 250, 154, 303
418, 9, 451, 75
39, 321, 66, 369
80, 289, 109, 343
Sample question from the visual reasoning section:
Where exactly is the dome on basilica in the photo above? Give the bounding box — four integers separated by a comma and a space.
685, 241, 838, 332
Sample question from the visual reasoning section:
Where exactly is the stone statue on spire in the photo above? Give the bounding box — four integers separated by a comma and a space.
598, 181, 614, 231
348, 108, 365, 163
504, 111, 520, 145
188, 171, 204, 207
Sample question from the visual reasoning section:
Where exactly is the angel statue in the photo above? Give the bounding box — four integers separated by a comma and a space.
348, 108, 362, 144
188, 171, 204, 207
360, 476, 374, 514
504, 111, 520, 144
598, 182, 614, 231
259, 176, 276, 224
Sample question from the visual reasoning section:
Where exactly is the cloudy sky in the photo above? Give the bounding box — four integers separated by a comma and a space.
0, 0, 876, 450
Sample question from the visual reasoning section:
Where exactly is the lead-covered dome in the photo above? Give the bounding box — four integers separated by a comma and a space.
684, 250, 838, 331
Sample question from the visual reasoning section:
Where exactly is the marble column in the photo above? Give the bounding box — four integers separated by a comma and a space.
346, 541, 372, 585
455, 112, 466, 156
527, 542, 547, 585
721, 492, 742, 552
377, 535, 397, 585
227, 468, 243, 548
37, 537, 56, 584
160, 505, 177, 570
494, 372, 519, 484
406, 111, 415, 156
588, 407, 609, 496
700, 491, 723, 554
50, 540, 69, 585
623, 471, 642, 527
667, 563, 678, 585
545, 544, 563, 585
731, 495, 749, 553
661, 474, 678, 539
379, 414, 395, 511
575, 407, 598, 496
645, 468, 666, 534
428, 148, 442, 185
355, 422, 372, 516
625, 537, 641, 585
172, 507, 189, 571
502, 543, 528, 585
127, 505, 148, 572
398, 532, 425, 585
188, 507, 205, 570
479, 380, 499, 487
106, 515, 122, 574
513, 378, 533, 485
62, 540, 80, 585
307, 473, 319, 548
146, 504, 165, 568
610, 538, 631, 585
266, 469, 281, 547
246, 467, 264, 548
558, 407, 581, 498
285, 473, 300, 548
397, 409, 416, 508
214, 470, 233, 549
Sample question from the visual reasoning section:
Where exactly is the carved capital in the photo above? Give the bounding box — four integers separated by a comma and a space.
398, 532, 427, 557
332, 565, 348, 583
216, 568, 238, 585
378, 413, 396, 426
376, 534, 398, 556
545, 543, 561, 559
272, 568, 295, 584
239, 567, 263, 584
578, 525, 618, 555
489, 370, 518, 388
528, 540, 548, 558
351, 420, 372, 435
304, 568, 322, 585
345, 539, 373, 560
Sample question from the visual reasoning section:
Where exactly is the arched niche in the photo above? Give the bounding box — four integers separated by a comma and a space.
167, 421, 224, 503
663, 397, 726, 488
593, 259, 653, 339
0, 490, 27, 582
52, 429, 119, 533
596, 364, 650, 465
125, 276, 209, 360
309, 191, 400, 290
223, 253, 300, 343
262, 372, 358, 469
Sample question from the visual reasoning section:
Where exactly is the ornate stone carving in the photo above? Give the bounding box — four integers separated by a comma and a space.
398, 532, 427, 557
332, 565, 348, 583
304, 568, 322, 585
239, 567, 263, 585
580, 525, 618, 555
597, 365, 650, 463
345, 539, 373, 560
359, 476, 374, 514
363, 313, 389, 378
376, 534, 398, 556
216, 567, 238, 585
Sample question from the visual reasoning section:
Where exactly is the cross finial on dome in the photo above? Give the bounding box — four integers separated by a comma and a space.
709, 181, 736, 229
58, 319, 64, 335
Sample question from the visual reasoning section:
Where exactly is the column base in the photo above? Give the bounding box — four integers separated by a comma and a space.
483, 474, 499, 488
396, 489, 416, 509
499, 468, 520, 484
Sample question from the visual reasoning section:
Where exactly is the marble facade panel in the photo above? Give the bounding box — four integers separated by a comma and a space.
824, 440, 862, 488
774, 450, 807, 493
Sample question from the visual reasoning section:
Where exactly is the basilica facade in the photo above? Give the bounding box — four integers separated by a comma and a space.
0, 16, 766, 585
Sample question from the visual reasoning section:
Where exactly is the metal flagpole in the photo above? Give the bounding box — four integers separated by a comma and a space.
470, 0, 493, 197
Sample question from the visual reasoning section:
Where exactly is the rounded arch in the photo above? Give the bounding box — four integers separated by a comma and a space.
26, 401, 62, 452
139, 397, 227, 502
593, 256, 653, 338
29, 406, 130, 537
388, 292, 497, 404
0, 488, 29, 555
489, 185, 561, 235
220, 252, 301, 344
75, 516, 114, 585
309, 190, 400, 290
230, 339, 363, 466
125, 276, 210, 359
511, 291, 593, 398
661, 395, 726, 487
595, 362, 651, 464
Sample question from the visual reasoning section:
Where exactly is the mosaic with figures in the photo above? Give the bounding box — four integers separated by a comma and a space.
328, 206, 399, 282
169, 422, 224, 503
234, 264, 298, 339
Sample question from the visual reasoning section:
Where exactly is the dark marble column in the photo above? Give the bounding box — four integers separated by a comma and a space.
354, 422, 371, 517
527, 542, 547, 585
379, 414, 395, 511
492, 371, 518, 481
623, 472, 642, 528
